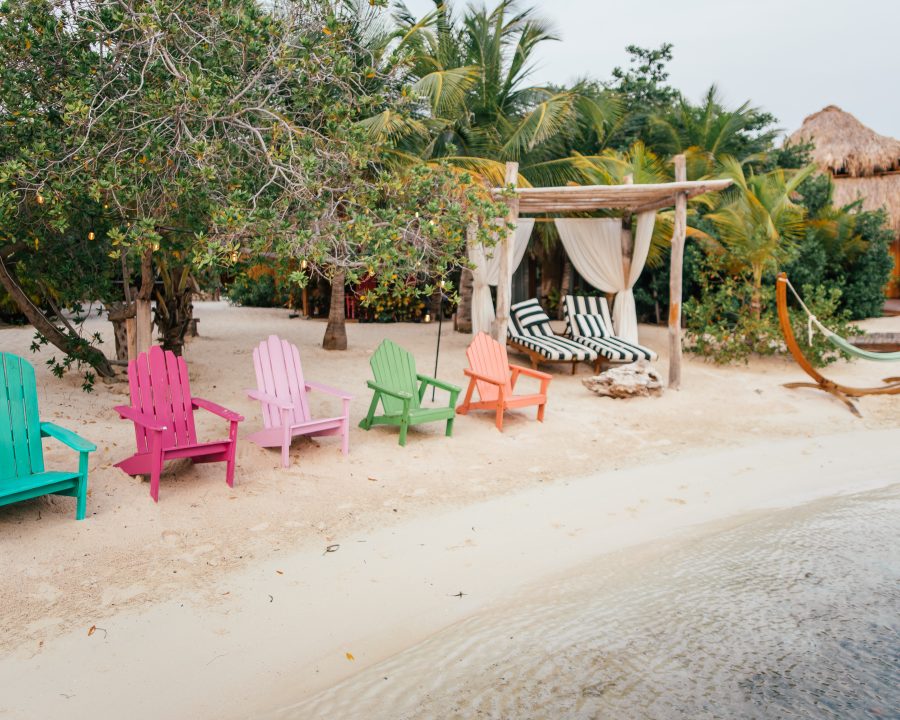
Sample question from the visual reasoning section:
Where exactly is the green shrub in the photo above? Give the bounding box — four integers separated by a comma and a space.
683, 259, 860, 367
227, 272, 291, 308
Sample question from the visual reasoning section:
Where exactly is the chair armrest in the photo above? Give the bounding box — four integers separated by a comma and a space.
509, 364, 552, 381
463, 368, 505, 386
40, 422, 97, 453
306, 380, 353, 400
366, 380, 412, 401
115, 405, 168, 432
246, 389, 292, 411
416, 374, 461, 394
192, 397, 244, 422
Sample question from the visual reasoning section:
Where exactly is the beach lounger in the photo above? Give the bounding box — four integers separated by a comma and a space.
359, 339, 460, 446
507, 298, 596, 374
247, 335, 351, 467
0, 352, 96, 520
563, 295, 657, 372
457, 332, 552, 431
115, 346, 244, 502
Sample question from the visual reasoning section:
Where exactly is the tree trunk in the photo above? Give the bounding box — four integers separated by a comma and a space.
0, 255, 115, 377
323, 271, 347, 350
750, 268, 763, 321
455, 268, 474, 333
154, 262, 195, 357
558, 259, 574, 319
107, 302, 134, 362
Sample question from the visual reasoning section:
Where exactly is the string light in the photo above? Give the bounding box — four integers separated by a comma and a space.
36, 193, 44, 205
301, 259, 308, 270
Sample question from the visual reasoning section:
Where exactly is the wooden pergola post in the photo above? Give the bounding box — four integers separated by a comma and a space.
491, 161, 519, 342
668, 155, 688, 389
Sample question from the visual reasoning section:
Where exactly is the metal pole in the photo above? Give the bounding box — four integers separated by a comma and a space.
432, 293, 444, 402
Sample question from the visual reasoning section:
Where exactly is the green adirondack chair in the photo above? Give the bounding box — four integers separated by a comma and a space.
0, 352, 96, 520
359, 339, 461, 446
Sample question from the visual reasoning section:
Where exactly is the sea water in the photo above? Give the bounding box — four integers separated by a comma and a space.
273, 485, 900, 719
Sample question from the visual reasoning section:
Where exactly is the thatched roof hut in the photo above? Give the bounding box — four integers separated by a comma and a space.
788, 106, 900, 298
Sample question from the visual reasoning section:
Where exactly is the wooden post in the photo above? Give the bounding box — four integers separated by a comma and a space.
491, 161, 519, 343
135, 300, 152, 355
668, 155, 687, 389
621, 174, 634, 285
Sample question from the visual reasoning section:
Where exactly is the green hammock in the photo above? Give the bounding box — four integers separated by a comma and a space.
784, 278, 900, 362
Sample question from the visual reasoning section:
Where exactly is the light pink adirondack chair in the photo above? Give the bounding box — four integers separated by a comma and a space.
114, 346, 244, 503
247, 335, 352, 467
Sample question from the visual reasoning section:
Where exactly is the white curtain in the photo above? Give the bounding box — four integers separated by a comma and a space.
470, 219, 534, 335
554, 212, 656, 342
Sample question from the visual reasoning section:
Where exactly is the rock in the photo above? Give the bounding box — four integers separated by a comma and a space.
582, 361, 663, 398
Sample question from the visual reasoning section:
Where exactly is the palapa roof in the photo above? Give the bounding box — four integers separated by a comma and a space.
788, 105, 900, 177
491, 179, 733, 214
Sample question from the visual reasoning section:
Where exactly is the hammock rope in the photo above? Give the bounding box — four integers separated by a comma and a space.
783, 278, 900, 363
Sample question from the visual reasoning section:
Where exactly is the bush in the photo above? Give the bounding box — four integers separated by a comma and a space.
683, 259, 860, 367
227, 271, 292, 308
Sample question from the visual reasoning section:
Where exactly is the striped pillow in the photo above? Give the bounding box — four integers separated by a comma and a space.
572, 313, 609, 338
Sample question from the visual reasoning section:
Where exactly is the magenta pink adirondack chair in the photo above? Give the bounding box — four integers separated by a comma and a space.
114, 346, 243, 502
247, 335, 351, 468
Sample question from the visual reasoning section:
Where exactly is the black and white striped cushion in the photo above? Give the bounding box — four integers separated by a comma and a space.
573, 335, 658, 363
572, 313, 609, 338
509, 298, 596, 361
564, 295, 614, 338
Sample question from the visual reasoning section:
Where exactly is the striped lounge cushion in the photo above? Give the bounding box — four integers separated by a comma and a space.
509, 299, 596, 362
564, 295, 614, 338
563, 294, 658, 363
572, 313, 609, 338
575, 335, 658, 363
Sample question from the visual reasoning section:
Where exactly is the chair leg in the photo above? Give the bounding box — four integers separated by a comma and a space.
359, 393, 380, 430
445, 416, 455, 437
226, 419, 239, 486
537, 402, 546, 422
342, 400, 351, 455
76, 451, 89, 520
571, 361, 576, 375
495, 404, 504, 432
398, 419, 409, 447
281, 424, 292, 469
149, 432, 162, 503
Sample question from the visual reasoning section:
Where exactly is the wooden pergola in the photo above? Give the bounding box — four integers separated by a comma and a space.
490, 156, 732, 389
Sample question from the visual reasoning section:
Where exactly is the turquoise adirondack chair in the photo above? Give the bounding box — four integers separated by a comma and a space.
359, 339, 461, 446
0, 353, 96, 520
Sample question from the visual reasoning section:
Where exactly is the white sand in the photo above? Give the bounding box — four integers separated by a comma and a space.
0, 302, 898, 719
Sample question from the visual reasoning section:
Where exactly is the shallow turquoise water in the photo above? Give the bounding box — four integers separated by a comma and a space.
274, 485, 900, 719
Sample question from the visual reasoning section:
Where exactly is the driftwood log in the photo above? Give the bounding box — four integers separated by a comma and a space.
582, 361, 663, 399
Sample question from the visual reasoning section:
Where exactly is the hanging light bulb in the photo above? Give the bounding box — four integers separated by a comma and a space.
88, 231, 95, 241
424, 313, 431, 323
230, 251, 239, 263
36, 193, 44, 205
301, 259, 308, 270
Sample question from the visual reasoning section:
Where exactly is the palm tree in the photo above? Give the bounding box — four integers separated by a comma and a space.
649, 86, 779, 179
361, 0, 619, 186
705, 157, 816, 319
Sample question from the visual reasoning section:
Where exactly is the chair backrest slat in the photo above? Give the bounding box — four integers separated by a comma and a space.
370, 340, 420, 415
0, 353, 44, 481
467, 333, 511, 401
127, 346, 198, 451
252, 335, 311, 429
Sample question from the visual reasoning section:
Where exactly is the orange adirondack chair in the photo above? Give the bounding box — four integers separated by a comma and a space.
457, 332, 552, 431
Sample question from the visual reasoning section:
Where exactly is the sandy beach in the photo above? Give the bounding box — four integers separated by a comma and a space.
1, 302, 898, 719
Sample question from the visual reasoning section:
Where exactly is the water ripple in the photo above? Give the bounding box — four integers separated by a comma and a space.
274, 486, 900, 720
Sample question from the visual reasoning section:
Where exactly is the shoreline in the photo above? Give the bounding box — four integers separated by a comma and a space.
1, 427, 896, 720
